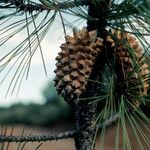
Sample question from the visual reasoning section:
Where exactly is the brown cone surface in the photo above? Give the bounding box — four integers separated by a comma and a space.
54, 28, 103, 102
106, 29, 150, 107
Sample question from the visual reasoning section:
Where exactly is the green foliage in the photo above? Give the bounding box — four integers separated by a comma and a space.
42, 81, 63, 103
0, 100, 73, 126
0, 81, 73, 126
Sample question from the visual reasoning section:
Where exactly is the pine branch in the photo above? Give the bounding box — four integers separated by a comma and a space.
0, 114, 119, 143
0, 130, 77, 143
0, 0, 88, 13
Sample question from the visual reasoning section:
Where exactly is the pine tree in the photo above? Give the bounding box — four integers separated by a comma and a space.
0, 0, 150, 150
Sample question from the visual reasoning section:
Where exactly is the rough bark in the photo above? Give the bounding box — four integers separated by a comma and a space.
74, 102, 97, 150
74, 1, 111, 149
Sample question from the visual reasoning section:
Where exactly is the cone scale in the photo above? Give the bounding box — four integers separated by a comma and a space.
106, 29, 150, 107
54, 28, 103, 105
54, 28, 149, 108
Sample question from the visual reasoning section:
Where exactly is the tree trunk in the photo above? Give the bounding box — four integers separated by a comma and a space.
74, 1, 111, 149
74, 48, 106, 150
74, 102, 97, 150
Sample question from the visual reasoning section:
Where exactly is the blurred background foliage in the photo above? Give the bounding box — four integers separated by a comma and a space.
0, 82, 73, 126
0, 79, 148, 127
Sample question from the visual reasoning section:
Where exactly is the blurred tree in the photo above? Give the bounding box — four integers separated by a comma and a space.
42, 81, 62, 104
0, 102, 73, 126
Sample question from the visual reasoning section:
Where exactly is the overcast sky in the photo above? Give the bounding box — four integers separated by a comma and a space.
0, 22, 65, 106
0, 10, 86, 107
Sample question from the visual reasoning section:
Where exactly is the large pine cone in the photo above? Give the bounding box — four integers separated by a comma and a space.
106, 29, 150, 108
54, 28, 103, 104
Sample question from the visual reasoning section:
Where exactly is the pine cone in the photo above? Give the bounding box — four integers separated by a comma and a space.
54, 27, 103, 104
106, 29, 149, 108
